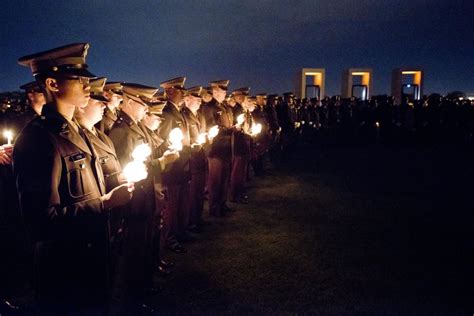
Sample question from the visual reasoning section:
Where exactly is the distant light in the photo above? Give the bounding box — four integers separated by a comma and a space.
401, 71, 420, 75
406, 84, 411, 88
351, 72, 368, 76
305, 72, 322, 76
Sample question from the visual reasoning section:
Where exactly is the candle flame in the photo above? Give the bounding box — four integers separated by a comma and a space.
3, 130, 13, 145
236, 114, 245, 125
251, 123, 262, 136
197, 133, 207, 145
169, 127, 184, 151
123, 160, 148, 183
208, 126, 219, 139
131, 144, 152, 161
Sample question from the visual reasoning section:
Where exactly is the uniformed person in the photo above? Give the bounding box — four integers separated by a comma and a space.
16, 81, 46, 132
141, 100, 179, 275
200, 80, 236, 216
181, 86, 208, 230
157, 76, 192, 251
229, 87, 252, 203
75, 77, 127, 287
13, 43, 132, 313
252, 92, 271, 175
108, 83, 164, 308
98, 81, 123, 134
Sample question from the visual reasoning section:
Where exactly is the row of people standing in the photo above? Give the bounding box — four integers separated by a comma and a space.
0, 42, 280, 314
272, 94, 474, 145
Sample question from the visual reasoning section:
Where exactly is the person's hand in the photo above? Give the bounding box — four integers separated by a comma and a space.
159, 150, 180, 170
101, 183, 133, 209
191, 143, 202, 151
0, 145, 12, 165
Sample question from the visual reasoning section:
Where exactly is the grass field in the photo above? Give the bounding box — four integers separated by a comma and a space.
153, 143, 473, 315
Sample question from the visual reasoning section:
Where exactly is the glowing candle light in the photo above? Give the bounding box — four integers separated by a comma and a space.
131, 144, 152, 162
3, 130, 13, 145
169, 127, 184, 151
196, 133, 207, 145
375, 122, 380, 128
208, 126, 219, 140
251, 123, 262, 136
236, 114, 245, 125
123, 160, 148, 183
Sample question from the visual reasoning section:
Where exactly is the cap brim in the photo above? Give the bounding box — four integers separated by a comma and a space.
91, 95, 108, 102
49, 68, 97, 79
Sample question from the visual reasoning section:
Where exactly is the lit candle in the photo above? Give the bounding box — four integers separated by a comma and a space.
196, 133, 207, 145
3, 130, 13, 145
251, 123, 262, 136
375, 122, 380, 128
208, 125, 219, 140
236, 114, 245, 125
131, 144, 152, 161
123, 160, 148, 184
169, 127, 184, 151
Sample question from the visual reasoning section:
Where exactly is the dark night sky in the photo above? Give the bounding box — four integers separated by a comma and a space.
1, 0, 473, 96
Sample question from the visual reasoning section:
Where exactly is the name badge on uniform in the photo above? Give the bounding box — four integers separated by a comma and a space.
70, 152, 86, 162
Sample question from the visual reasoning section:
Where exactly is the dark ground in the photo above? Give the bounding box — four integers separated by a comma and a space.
152, 142, 473, 315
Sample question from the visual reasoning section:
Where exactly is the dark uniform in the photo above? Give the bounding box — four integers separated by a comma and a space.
157, 97, 191, 247
181, 87, 207, 228
14, 107, 110, 309
97, 81, 123, 135
14, 43, 113, 312
200, 80, 234, 216
229, 88, 252, 203
108, 84, 158, 301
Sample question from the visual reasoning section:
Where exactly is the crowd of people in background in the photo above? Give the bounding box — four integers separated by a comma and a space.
0, 43, 473, 315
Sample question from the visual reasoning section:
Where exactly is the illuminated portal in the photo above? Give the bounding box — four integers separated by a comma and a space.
296, 68, 325, 99
391, 68, 423, 104
341, 69, 372, 101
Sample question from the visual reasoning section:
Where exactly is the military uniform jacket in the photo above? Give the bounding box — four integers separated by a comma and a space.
181, 107, 207, 173
264, 103, 280, 132
12, 104, 109, 303
252, 105, 270, 139
108, 112, 155, 219
276, 102, 295, 132
200, 98, 234, 159
157, 102, 191, 185
83, 127, 125, 193
232, 103, 252, 157
143, 126, 166, 184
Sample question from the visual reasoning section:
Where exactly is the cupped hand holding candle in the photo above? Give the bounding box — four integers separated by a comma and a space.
250, 123, 262, 136
0, 145, 12, 165
236, 114, 245, 125
196, 133, 207, 145
208, 126, 219, 140
169, 127, 184, 151
123, 160, 148, 184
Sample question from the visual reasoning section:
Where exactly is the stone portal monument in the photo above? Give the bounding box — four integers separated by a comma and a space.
296, 68, 325, 99
391, 68, 423, 104
341, 68, 372, 100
